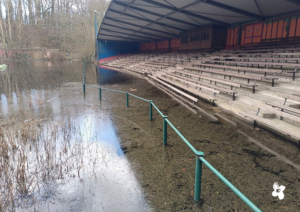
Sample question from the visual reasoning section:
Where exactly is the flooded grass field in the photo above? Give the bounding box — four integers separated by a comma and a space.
0, 61, 150, 211
0, 61, 300, 211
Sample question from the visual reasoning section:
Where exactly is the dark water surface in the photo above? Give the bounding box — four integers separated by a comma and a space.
0, 61, 151, 211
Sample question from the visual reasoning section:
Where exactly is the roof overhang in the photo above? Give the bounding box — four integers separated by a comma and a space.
98, 0, 300, 42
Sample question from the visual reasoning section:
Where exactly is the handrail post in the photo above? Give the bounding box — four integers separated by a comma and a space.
126, 92, 129, 107
99, 87, 101, 100
194, 151, 204, 201
83, 83, 86, 94
149, 101, 153, 121
163, 116, 168, 145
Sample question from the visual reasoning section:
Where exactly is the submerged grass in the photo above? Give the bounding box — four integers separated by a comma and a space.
0, 114, 98, 211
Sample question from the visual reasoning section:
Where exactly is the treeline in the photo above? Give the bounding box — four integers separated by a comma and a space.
0, 0, 110, 59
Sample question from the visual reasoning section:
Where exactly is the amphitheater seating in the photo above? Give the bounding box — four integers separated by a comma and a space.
220, 46, 300, 53
212, 52, 300, 58
204, 59, 298, 69
100, 46, 300, 137
148, 75, 198, 103
241, 112, 300, 142
265, 102, 300, 116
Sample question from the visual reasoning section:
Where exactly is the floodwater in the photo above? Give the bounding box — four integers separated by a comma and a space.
1, 61, 300, 212
0, 61, 150, 211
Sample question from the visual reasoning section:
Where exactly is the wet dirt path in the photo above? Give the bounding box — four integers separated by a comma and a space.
96, 68, 300, 212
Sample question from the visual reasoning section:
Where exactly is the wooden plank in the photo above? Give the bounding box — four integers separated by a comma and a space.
276, 93, 300, 102
156, 76, 216, 102
148, 75, 198, 102
241, 112, 300, 141
212, 52, 300, 57
169, 68, 241, 87
193, 61, 282, 74
220, 46, 300, 53
178, 65, 262, 80
203, 59, 295, 69
162, 74, 221, 94
249, 102, 300, 123
265, 102, 300, 115
211, 56, 300, 62
166, 73, 237, 95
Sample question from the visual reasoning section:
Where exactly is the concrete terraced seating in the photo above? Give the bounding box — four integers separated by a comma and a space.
211, 56, 300, 63
148, 75, 199, 104
265, 102, 300, 117
166, 68, 239, 100
189, 61, 284, 87
155, 74, 218, 103
219, 46, 300, 54
177, 64, 260, 93
241, 112, 300, 145
100, 48, 300, 146
211, 52, 300, 58
205, 52, 300, 81
234, 97, 300, 144
204, 59, 298, 70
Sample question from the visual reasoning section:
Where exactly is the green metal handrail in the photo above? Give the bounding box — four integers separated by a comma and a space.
128, 93, 150, 102
200, 157, 261, 211
83, 62, 262, 212
151, 102, 165, 117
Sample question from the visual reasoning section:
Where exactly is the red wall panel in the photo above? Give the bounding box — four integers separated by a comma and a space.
262, 22, 267, 40
271, 21, 278, 39
282, 18, 289, 38
289, 16, 297, 37
296, 16, 300, 37
226, 29, 231, 46
157, 40, 169, 50
266, 21, 272, 40
233, 27, 238, 45
241, 27, 245, 45
230, 28, 235, 45
170, 38, 180, 49
139, 42, 156, 51
276, 19, 284, 39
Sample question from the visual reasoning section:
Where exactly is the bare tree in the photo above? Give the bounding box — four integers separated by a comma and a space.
0, 0, 111, 59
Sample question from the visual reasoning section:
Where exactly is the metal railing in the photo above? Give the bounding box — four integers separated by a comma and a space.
83, 62, 262, 212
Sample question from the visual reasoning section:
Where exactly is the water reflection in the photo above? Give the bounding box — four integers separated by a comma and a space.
0, 61, 150, 211
0, 60, 97, 93
97, 66, 128, 85
1, 93, 8, 117
30, 111, 147, 211
50, 95, 61, 116
12, 92, 18, 111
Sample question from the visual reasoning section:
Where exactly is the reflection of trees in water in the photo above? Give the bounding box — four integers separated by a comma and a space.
0, 116, 102, 211
0, 61, 97, 94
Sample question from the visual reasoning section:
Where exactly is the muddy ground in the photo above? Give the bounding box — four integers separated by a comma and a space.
92, 70, 300, 212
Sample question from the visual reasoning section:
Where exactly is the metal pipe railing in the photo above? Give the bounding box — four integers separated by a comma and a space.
128, 93, 150, 102
151, 102, 164, 117
200, 157, 261, 212
82, 61, 262, 211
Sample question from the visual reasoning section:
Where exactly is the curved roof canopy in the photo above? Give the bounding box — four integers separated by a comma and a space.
98, 0, 300, 42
